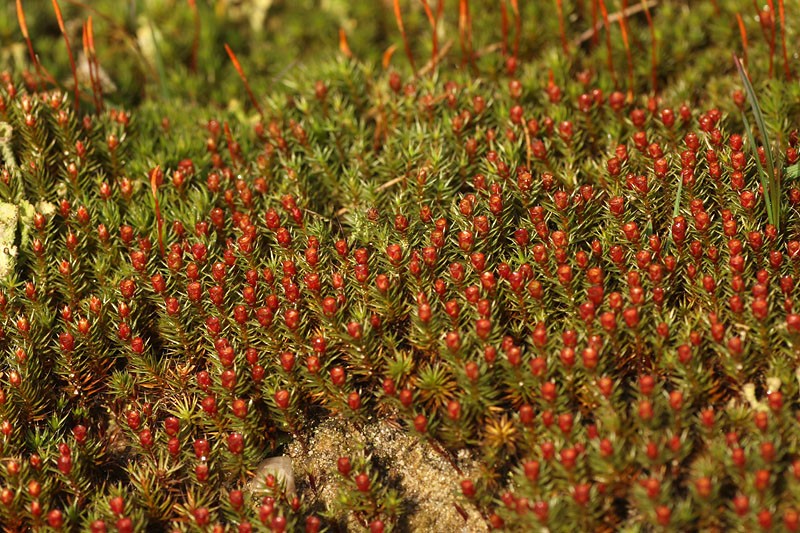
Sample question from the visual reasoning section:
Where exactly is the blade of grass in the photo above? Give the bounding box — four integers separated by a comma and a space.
735, 55, 779, 230
672, 177, 683, 220
742, 110, 775, 227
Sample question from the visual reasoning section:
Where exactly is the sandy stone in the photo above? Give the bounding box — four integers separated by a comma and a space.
247, 455, 296, 496
288, 417, 487, 532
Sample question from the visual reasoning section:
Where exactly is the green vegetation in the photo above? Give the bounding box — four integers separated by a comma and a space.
1, 0, 800, 531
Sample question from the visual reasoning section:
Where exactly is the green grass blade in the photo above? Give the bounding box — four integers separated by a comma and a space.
672, 175, 683, 220
734, 55, 779, 230
742, 111, 774, 227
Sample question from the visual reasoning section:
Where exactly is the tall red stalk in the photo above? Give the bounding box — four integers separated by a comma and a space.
339, 28, 354, 58
778, 0, 791, 79
420, 0, 440, 71
556, 0, 569, 54
459, 0, 474, 67
641, 0, 657, 94
224, 44, 264, 119
500, 0, 509, 57
598, 0, 617, 86
511, 0, 520, 59
16, 0, 42, 90
393, 0, 417, 74
618, 0, 634, 100
736, 13, 749, 69
150, 166, 165, 257
52, 0, 80, 111
188, 0, 200, 74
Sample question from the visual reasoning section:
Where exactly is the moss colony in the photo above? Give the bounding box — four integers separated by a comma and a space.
1, 0, 800, 531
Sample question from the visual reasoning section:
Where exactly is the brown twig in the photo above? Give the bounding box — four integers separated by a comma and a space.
334, 174, 409, 217
224, 43, 264, 119
418, 39, 454, 77
52, 0, 81, 111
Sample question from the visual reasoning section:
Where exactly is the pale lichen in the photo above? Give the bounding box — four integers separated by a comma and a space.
0, 202, 19, 279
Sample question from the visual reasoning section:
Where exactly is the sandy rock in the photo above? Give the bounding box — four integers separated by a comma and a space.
288, 417, 487, 532
247, 455, 296, 496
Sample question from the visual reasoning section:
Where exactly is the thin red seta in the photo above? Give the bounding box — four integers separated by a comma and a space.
778, 0, 791, 80
598, 0, 617, 86
223, 122, 240, 169
618, 0, 634, 101
16, 0, 43, 90
86, 16, 104, 111
436, 0, 445, 57
556, 0, 569, 53
753, 0, 775, 78
420, 0, 439, 71
641, 0, 657, 94
81, 22, 98, 110
339, 28, 353, 58
710, 0, 720, 14
766, 0, 776, 79
393, 0, 417, 74
459, 0, 474, 67
736, 13, 749, 69
150, 166, 165, 257
382, 45, 398, 69
591, 0, 599, 45
188, 0, 200, 74
224, 43, 264, 119
52, 0, 80, 112
499, 0, 509, 57
511, 0, 520, 59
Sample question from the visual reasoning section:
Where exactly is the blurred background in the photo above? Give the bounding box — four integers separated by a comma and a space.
0, 1, 790, 110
